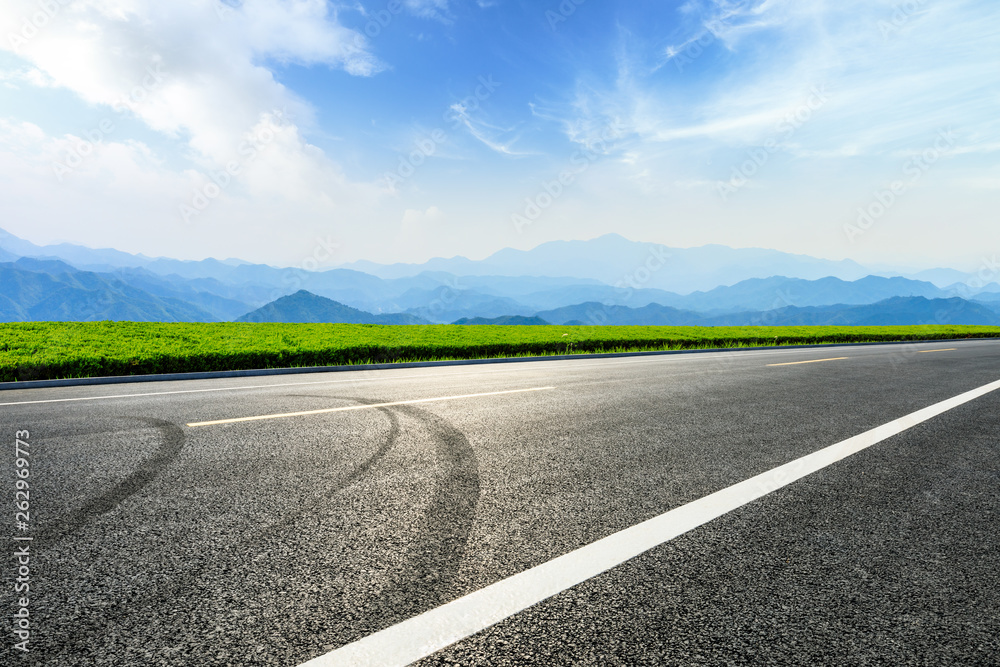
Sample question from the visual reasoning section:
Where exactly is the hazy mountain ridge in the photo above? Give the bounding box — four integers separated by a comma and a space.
2, 227, 998, 325
665, 275, 948, 313
453, 315, 551, 325
0, 260, 220, 322
236, 290, 430, 324
535, 297, 998, 326
339, 234, 875, 293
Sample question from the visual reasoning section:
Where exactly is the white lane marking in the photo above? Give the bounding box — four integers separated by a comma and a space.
300, 377, 1000, 667
0, 349, 800, 407
766, 356, 849, 367
1, 340, 985, 407
0, 368, 547, 407
186, 386, 556, 427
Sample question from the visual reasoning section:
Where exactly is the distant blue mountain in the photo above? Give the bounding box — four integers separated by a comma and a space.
2, 226, 999, 325
400, 290, 533, 323
535, 297, 997, 326
236, 290, 430, 324
339, 233, 874, 293
452, 315, 551, 325
703, 296, 997, 326
663, 275, 947, 313
534, 302, 702, 326
0, 259, 222, 322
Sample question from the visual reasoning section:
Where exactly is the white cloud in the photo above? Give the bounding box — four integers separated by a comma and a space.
389, 205, 445, 258
0, 0, 386, 164
0, 0, 395, 263
0, 66, 54, 88
0, 112, 389, 264
448, 99, 531, 157
402, 0, 453, 23
0, 116, 198, 251
402, 205, 443, 227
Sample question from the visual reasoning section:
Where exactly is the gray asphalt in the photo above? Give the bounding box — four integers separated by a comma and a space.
1, 340, 999, 666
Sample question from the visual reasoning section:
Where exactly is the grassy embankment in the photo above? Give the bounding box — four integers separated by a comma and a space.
2, 321, 998, 382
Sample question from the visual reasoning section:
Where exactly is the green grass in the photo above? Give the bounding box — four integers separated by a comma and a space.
1, 322, 998, 383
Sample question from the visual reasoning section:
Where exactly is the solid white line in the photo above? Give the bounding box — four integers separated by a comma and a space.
186, 386, 556, 427
766, 356, 849, 367
300, 377, 1000, 667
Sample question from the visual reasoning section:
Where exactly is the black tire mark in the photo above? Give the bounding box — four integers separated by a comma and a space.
49, 400, 402, 658
253, 398, 403, 524
376, 403, 481, 612
47, 399, 480, 664
38, 417, 185, 547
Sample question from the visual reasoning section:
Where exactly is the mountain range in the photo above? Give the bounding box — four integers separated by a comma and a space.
338, 235, 874, 292
532, 296, 1000, 326
237, 290, 429, 324
1, 227, 997, 326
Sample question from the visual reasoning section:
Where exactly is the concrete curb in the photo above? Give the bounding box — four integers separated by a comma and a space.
1, 337, 996, 391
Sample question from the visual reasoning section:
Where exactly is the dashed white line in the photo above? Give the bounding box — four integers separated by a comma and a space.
300, 376, 1000, 667
0, 352, 799, 407
0, 341, 981, 407
766, 356, 849, 367
0, 369, 544, 407
185, 386, 556, 427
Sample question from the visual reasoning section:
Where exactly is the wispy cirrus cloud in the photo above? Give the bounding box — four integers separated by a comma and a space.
449, 106, 527, 156
551, 0, 999, 161
402, 0, 454, 23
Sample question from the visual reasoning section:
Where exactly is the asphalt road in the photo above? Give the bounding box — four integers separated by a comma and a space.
2, 340, 999, 666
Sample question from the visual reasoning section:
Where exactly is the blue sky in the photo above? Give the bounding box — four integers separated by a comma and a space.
0, 0, 997, 272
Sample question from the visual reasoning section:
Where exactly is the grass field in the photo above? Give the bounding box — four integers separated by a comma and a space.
2, 322, 999, 383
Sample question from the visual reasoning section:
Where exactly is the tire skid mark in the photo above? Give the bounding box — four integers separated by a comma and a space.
38, 417, 185, 547
256, 397, 403, 520
48, 400, 402, 658
376, 403, 481, 611
45, 398, 481, 664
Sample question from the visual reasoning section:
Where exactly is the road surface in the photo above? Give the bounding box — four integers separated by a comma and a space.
2, 340, 999, 665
